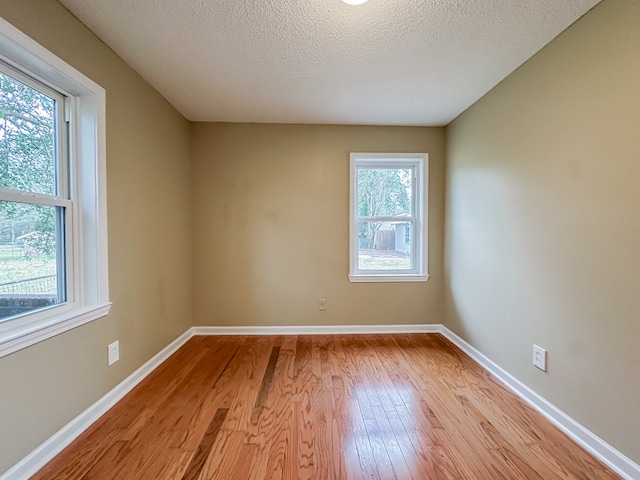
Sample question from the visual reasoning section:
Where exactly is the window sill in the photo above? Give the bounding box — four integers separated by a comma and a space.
348, 274, 430, 283
0, 302, 112, 358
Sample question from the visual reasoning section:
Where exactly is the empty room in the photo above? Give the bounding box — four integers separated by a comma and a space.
0, 0, 638, 478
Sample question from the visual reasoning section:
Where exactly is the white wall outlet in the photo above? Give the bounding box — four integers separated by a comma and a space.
532, 344, 547, 371
108, 340, 120, 366
318, 298, 327, 311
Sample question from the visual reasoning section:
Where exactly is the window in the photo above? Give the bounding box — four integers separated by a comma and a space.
349, 153, 428, 282
0, 18, 110, 357
0, 63, 69, 320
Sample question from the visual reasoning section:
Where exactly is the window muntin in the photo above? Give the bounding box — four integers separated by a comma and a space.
349, 153, 428, 282
0, 65, 71, 322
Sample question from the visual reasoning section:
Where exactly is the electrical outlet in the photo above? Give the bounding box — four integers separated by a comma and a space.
532, 344, 546, 371
318, 298, 327, 311
108, 341, 119, 366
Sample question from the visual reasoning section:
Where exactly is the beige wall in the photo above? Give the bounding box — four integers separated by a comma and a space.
0, 1, 192, 474
445, 0, 640, 463
191, 123, 445, 328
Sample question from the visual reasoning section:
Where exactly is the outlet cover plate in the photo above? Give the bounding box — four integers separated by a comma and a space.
108, 341, 119, 366
532, 344, 547, 371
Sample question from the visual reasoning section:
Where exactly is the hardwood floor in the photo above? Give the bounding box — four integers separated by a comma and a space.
32, 334, 619, 479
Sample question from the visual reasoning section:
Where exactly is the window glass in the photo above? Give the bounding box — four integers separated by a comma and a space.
357, 220, 412, 271
356, 167, 413, 217
0, 70, 57, 195
0, 201, 65, 320
0, 67, 66, 322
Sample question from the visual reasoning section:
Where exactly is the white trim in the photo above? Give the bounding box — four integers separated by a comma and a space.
438, 326, 640, 480
192, 324, 441, 336
349, 152, 429, 282
0, 328, 194, 480
348, 274, 430, 283
0, 17, 104, 95
0, 303, 112, 358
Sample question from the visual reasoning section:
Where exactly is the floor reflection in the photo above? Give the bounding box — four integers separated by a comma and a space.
345, 380, 425, 477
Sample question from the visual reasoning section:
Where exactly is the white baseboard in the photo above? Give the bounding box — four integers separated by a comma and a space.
191, 324, 441, 336
0, 328, 194, 480
4, 324, 638, 480
438, 326, 640, 480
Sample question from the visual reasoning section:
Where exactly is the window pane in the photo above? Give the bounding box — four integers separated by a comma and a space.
357, 167, 413, 217
357, 221, 412, 270
0, 201, 65, 321
0, 71, 57, 195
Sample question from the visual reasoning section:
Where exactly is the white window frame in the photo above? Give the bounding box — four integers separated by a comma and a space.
0, 17, 110, 357
349, 152, 429, 283
0, 61, 72, 304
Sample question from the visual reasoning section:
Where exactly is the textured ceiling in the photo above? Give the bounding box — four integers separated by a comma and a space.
58, 0, 600, 125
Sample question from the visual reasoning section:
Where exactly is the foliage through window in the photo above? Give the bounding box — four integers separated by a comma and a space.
349, 153, 428, 282
0, 65, 68, 320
